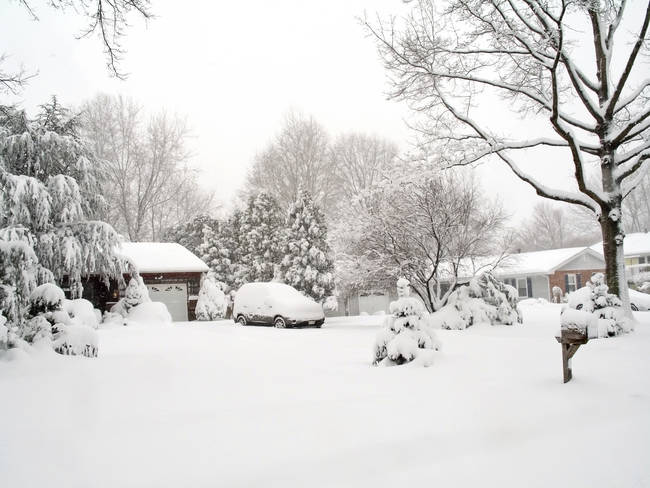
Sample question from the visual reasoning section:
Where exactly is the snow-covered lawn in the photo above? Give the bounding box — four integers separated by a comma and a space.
1, 303, 649, 488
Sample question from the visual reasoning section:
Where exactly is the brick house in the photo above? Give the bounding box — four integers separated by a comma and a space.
494, 247, 606, 300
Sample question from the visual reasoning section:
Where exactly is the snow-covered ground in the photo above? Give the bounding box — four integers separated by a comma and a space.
1, 303, 649, 488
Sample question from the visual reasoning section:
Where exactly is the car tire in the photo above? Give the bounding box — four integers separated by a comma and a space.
631, 303, 639, 311
236, 315, 247, 326
274, 316, 287, 329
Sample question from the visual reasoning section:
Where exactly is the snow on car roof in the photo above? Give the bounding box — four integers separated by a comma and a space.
117, 242, 209, 273
590, 232, 650, 257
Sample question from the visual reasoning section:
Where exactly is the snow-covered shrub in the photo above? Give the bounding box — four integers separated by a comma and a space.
127, 302, 172, 325
431, 272, 522, 330
111, 276, 150, 317
551, 285, 563, 303
323, 295, 338, 312
54, 324, 98, 357
373, 278, 440, 367
64, 298, 100, 329
28, 283, 65, 316
565, 272, 630, 337
195, 273, 226, 321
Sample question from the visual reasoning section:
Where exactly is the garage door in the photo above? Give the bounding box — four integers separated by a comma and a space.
358, 293, 391, 315
147, 283, 188, 322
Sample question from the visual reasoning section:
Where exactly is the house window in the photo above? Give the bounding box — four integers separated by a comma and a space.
517, 278, 528, 298
566, 273, 577, 293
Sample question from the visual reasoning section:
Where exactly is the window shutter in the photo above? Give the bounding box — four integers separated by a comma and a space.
527, 277, 532, 297
564, 274, 569, 292
576, 274, 582, 289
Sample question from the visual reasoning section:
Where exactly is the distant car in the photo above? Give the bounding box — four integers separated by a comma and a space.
233, 282, 325, 328
629, 289, 650, 311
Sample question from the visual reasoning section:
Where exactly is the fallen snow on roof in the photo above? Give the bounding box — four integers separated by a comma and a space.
496, 247, 602, 276
118, 242, 209, 273
590, 232, 650, 257
453, 247, 604, 280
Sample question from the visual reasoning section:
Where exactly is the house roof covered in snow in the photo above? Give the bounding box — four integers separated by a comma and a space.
494, 247, 604, 276
590, 232, 650, 257
117, 242, 209, 274
451, 246, 605, 280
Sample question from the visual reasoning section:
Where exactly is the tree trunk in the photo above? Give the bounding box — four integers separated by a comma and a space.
599, 201, 633, 319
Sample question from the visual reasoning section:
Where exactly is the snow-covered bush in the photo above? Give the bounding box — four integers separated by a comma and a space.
431, 272, 522, 330
54, 324, 98, 357
20, 283, 99, 357
0, 313, 7, 350
111, 276, 150, 317
373, 278, 440, 367
64, 298, 100, 329
195, 273, 226, 321
565, 272, 631, 337
323, 295, 338, 312
127, 302, 172, 325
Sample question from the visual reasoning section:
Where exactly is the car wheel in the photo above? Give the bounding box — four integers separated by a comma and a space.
274, 316, 287, 329
236, 315, 247, 326
631, 303, 639, 311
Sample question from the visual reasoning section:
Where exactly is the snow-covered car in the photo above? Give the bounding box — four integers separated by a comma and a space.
629, 289, 650, 311
233, 282, 325, 328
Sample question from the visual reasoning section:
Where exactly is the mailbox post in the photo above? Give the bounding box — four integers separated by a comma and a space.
555, 329, 589, 383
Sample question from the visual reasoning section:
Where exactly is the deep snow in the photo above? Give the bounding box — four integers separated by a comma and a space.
1, 302, 649, 488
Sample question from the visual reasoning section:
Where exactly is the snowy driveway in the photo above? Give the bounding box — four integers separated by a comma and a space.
1, 304, 649, 488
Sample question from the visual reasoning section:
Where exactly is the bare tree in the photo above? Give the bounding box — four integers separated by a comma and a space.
81, 93, 213, 241
246, 111, 341, 216
512, 201, 601, 251
17, 0, 151, 78
623, 169, 650, 232
331, 132, 398, 202
365, 0, 650, 313
333, 164, 507, 312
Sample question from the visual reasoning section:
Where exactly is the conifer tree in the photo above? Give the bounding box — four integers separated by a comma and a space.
163, 214, 219, 257
0, 100, 123, 343
240, 192, 283, 283
279, 190, 334, 301
199, 209, 246, 291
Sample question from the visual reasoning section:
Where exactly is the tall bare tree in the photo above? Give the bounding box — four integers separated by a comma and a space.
81, 93, 213, 241
512, 201, 601, 251
331, 132, 398, 202
246, 111, 341, 216
333, 164, 507, 312
365, 0, 650, 314
623, 170, 650, 232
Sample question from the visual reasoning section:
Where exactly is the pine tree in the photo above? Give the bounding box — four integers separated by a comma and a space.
374, 278, 440, 367
240, 192, 283, 283
199, 209, 246, 291
279, 190, 334, 301
162, 214, 219, 257
0, 100, 124, 351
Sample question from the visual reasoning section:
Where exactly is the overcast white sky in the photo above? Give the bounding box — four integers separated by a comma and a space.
0, 0, 582, 222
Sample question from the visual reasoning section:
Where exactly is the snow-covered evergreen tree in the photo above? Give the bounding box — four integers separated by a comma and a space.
111, 276, 150, 317
0, 101, 123, 304
163, 214, 219, 257
199, 209, 246, 291
279, 191, 334, 301
566, 272, 628, 337
0, 100, 124, 353
195, 272, 226, 321
431, 272, 522, 330
240, 192, 283, 283
373, 278, 440, 367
